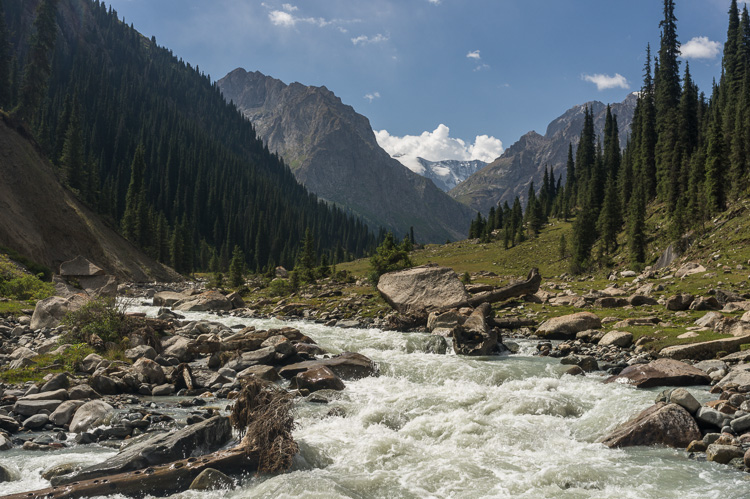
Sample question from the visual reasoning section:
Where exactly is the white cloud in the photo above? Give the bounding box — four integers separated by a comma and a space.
582, 73, 629, 91
281, 3, 297, 12
466, 50, 481, 60
374, 124, 503, 173
428, 0, 441, 4
269, 10, 296, 27
680, 36, 721, 59
351, 33, 389, 45
364, 92, 381, 102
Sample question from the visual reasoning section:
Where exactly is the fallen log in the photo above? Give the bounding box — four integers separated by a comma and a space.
489, 317, 538, 329
467, 268, 541, 307
2, 379, 296, 499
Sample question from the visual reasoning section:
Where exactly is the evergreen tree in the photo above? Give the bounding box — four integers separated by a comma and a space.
296, 228, 316, 283
639, 44, 658, 199
15, 0, 58, 123
627, 181, 647, 264
121, 145, 147, 243
705, 110, 727, 212
369, 232, 412, 283
229, 245, 245, 288
59, 96, 85, 192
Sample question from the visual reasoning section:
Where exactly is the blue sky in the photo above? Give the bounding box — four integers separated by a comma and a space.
106, 0, 738, 166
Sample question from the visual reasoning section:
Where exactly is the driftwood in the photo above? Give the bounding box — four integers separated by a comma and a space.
467, 268, 541, 307
2, 380, 297, 499
489, 317, 538, 329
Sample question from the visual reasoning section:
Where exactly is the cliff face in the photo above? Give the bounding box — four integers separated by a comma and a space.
450, 93, 638, 213
0, 116, 180, 282
217, 69, 476, 243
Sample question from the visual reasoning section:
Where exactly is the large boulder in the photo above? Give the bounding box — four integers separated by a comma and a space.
376, 265, 469, 314
535, 312, 601, 339
598, 331, 633, 348
53, 416, 233, 485
153, 291, 189, 307
78, 275, 118, 298
49, 400, 86, 426
675, 262, 706, 278
189, 468, 234, 491
605, 358, 711, 388
293, 366, 345, 392
279, 352, 378, 380
716, 364, 750, 390
599, 402, 701, 448
30, 294, 88, 330
174, 290, 232, 312
131, 358, 166, 385
13, 399, 63, 417
659, 335, 750, 361
59, 256, 105, 277
665, 293, 694, 311
69, 400, 114, 433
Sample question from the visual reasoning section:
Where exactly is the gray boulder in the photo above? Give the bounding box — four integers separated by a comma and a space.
665, 293, 694, 311
605, 358, 711, 388
78, 275, 118, 298
59, 256, 105, 276
174, 290, 232, 312
695, 406, 732, 429
22, 414, 49, 430
53, 416, 233, 485
536, 312, 602, 340
13, 399, 63, 417
599, 402, 701, 448
660, 336, 750, 361
189, 468, 234, 491
69, 400, 114, 433
598, 331, 633, 348
49, 400, 86, 426
706, 444, 744, 464
667, 388, 701, 414
279, 352, 378, 380
293, 366, 345, 392
125, 344, 158, 361
377, 264, 469, 314
30, 294, 87, 330
153, 291, 188, 307
40, 373, 70, 392
131, 358, 166, 385
451, 303, 498, 356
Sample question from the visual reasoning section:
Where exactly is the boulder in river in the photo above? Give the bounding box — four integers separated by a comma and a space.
279, 352, 378, 380
605, 359, 711, 388
174, 290, 232, 312
535, 312, 601, 339
451, 303, 498, 356
599, 402, 701, 448
377, 264, 469, 314
293, 366, 345, 392
53, 416, 233, 486
69, 400, 114, 433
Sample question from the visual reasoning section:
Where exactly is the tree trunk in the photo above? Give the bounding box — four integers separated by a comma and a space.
467, 268, 541, 307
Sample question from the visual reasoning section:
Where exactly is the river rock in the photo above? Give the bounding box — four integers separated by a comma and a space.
716, 365, 750, 390
689, 296, 721, 311
0, 415, 21, 433
667, 388, 701, 414
152, 383, 174, 396
69, 400, 114, 433
22, 388, 68, 402
665, 293, 694, 311
0, 463, 14, 483
30, 294, 88, 330
605, 359, 711, 388
81, 353, 105, 373
279, 352, 378, 380
174, 290, 232, 312
294, 366, 345, 392
598, 331, 633, 348
13, 398, 63, 417
89, 374, 119, 395
163, 336, 193, 362
189, 468, 234, 491
535, 312, 601, 339
53, 416, 233, 485
427, 310, 466, 335
599, 402, 701, 448
22, 413, 49, 430
125, 344, 157, 361
0, 434, 12, 451
49, 400, 86, 426
376, 264, 470, 314
131, 358, 166, 385
68, 384, 101, 400
695, 406, 732, 429
237, 365, 281, 382
706, 444, 744, 464
40, 373, 70, 392
730, 414, 750, 433
42, 463, 83, 481
695, 311, 723, 329
153, 291, 188, 307
660, 336, 750, 361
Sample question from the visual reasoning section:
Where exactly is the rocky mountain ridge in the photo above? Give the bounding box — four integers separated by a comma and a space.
217, 68, 476, 243
413, 158, 487, 192
450, 93, 638, 213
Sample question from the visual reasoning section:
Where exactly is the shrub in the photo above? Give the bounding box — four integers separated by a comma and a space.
0, 254, 55, 301
267, 279, 293, 297
61, 297, 144, 346
369, 232, 412, 284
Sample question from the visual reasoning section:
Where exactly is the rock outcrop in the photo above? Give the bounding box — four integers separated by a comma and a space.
377, 265, 469, 314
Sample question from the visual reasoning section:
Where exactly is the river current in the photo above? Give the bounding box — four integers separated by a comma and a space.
2, 307, 748, 498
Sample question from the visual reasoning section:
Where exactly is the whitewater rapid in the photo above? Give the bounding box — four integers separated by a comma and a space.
2, 307, 747, 498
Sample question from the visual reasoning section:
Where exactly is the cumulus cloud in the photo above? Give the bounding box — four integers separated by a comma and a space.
467, 50, 489, 70
680, 36, 721, 59
281, 3, 297, 12
466, 50, 481, 60
266, 3, 351, 29
582, 73, 629, 91
364, 92, 381, 102
428, 0, 441, 4
374, 125, 503, 173
351, 33, 389, 45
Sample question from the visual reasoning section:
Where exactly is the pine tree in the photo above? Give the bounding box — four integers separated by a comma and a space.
296, 228, 316, 283
121, 145, 147, 243
627, 181, 647, 264
60, 97, 85, 192
705, 110, 726, 213
229, 245, 245, 288
639, 44, 658, 199
15, 0, 59, 123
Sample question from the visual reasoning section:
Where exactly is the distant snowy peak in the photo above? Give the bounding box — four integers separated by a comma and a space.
416, 158, 488, 192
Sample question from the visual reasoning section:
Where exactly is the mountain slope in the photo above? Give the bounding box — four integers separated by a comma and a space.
0, 115, 179, 282
412, 158, 487, 192
451, 94, 637, 213
217, 69, 476, 243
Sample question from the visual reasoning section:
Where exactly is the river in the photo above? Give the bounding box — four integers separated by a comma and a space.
2, 307, 748, 498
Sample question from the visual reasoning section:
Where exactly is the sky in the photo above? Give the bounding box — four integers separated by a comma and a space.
106, 0, 740, 169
